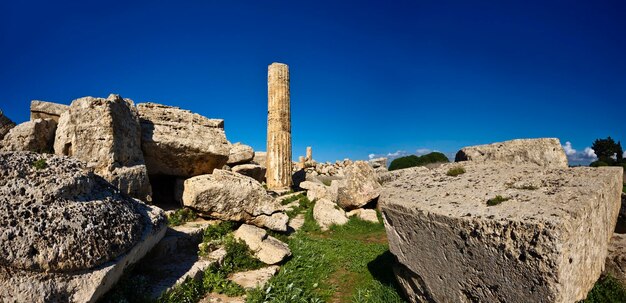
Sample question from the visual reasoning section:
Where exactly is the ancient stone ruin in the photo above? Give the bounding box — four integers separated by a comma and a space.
266, 62, 292, 191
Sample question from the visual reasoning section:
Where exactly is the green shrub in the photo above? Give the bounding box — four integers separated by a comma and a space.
203, 221, 238, 242
167, 208, 197, 226
486, 195, 509, 206
583, 274, 626, 303
157, 276, 204, 303
446, 166, 465, 177
220, 236, 264, 274
31, 159, 48, 170
389, 152, 449, 171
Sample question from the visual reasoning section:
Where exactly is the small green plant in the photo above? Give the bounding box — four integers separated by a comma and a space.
167, 208, 197, 226
220, 235, 264, 274
203, 221, 238, 242
203, 265, 245, 296
322, 179, 332, 186
446, 166, 465, 177
487, 195, 509, 206
582, 274, 626, 303
32, 158, 48, 170
157, 276, 204, 303
280, 193, 306, 205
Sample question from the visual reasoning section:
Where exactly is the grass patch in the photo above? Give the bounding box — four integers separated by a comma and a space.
582, 274, 626, 303
446, 166, 465, 177
167, 208, 197, 226
486, 195, 509, 206
31, 158, 48, 170
247, 210, 405, 303
285, 195, 314, 219
281, 193, 306, 205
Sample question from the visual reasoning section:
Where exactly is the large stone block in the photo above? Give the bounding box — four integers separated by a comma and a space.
455, 138, 568, 168
137, 102, 230, 177
0, 151, 166, 302
381, 162, 622, 303
0, 109, 16, 140
30, 100, 69, 122
0, 119, 56, 153
54, 94, 152, 201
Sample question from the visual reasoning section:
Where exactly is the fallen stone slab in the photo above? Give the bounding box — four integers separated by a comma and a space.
0, 118, 56, 153
313, 198, 348, 231
54, 94, 152, 201
233, 224, 291, 265
347, 208, 379, 223
455, 138, 568, 168
183, 170, 287, 231
232, 163, 266, 183
300, 180, 337, 202
227, 142, 254, 165
0, 151, 166, 303
137, 102, 229, 177
335, 161, 381, 210
380, 162, 622, 303
228, 265, 279, 289
30, 100, 69, 122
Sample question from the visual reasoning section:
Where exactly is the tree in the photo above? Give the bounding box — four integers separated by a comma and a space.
590, 137, 623, 166
388, 152, 449, 171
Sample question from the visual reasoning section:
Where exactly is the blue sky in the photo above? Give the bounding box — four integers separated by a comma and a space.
1, 1, 624, 164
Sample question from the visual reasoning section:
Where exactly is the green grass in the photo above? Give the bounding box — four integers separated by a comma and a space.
446, 166, 465, 177
246, 207, 405, 303
486, 195, 509, 206
167, 208, 198, 226
281, 193, 307, 205
582, 274, 626, 303
31, 158, 48, 170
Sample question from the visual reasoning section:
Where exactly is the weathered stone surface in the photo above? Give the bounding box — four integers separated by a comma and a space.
0, 151, 167, 303
0, 109, 16, 140
368, 157, 387, 169
252, 151, 267, 167
313, 198, 348, 231
30, 100, 69, 122
227, 143, 254, 165
266, 62, 292, 190
376, 166, 429, 185
229, 266, 279, 289
182, 170, 286, 231
605, 233, 626, 286
137, 102, 229, 177
233, 224, 291, 265
0, 119, 56, 153
299, 180, 337, 201
347, 208, 379, 223
380, 162, 622, 303
455, 138, 568, 168
232, 163, 266, 183
54, 94, 152, 201
335, 161, 381, 210
249, 212, 289, 232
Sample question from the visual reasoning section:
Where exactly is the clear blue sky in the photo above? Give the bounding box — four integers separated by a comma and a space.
1, 1, 624, 164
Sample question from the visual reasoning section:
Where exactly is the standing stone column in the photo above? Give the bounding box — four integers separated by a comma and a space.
306, 146, 312, 162
266, 62, 292, 190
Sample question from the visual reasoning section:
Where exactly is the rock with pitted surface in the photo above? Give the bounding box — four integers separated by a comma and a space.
0, 109, 16, 140
335, 161, 381, 210
380, 162, 622, 303
0, 151, 167, 303
30, 100, 69, 122
252, 151, 267, 168
227, 143, 254, 165
313, 198, 348, 231
0, 119, 56, 153
182, 169, 287, 231
233, 224, 291, 265
455, 138, 568, 168
232, 163, 266, 183
54, 94, 152, 201
137, 102, 230, 177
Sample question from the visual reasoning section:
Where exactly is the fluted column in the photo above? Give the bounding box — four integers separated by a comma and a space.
266, 62, 292, 190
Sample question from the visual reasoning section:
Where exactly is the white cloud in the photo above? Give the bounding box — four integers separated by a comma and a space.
611, 153, 617, 160
368, 153, 376, 160
562, 141, 576, 156
386, 150, 408, 158
561, 141, 597, 164
583, 147, 597, 159
623, 151, 626, 158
